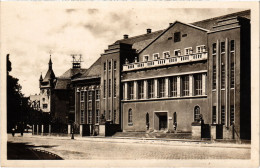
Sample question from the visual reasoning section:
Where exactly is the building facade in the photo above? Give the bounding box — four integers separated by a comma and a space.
33, 10, 250, 140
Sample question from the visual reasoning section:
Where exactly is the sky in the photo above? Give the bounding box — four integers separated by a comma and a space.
1, 2, 246, 96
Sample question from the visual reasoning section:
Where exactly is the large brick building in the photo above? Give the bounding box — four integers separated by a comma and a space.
32, 10, 251, 140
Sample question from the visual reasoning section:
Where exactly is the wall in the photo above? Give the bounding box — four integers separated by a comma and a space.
122, 98, 208, 132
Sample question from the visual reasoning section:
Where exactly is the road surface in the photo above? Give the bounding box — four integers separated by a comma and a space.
7, 134, 251, 160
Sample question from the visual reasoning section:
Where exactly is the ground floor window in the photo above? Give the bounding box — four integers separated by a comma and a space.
194, 106, 200, 122
128, 109, 133, 124
88, 110, 92, 124
96, 110, 100, 123
114, 110, 116, 123
230, 105, 234, 125
221, 106, 225, 124
81, 110, 84, 124
212, 106, 216, 124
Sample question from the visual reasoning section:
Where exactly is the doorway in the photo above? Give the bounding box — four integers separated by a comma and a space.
154, 112, 168, 131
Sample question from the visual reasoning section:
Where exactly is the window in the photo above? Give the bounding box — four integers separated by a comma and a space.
194, 74, 202, 95
42, 98, 45, 102
88, 110, 92, 124
114, 78, 116, 97
173, 112, 177, 124
196, 45, 205, 53
174, 49, 180, 56
212, 43, 217, 54
184, 47, 192, 55
153, 53, 159, 60
230, 41, 235, 89
104, 62, 106, 71
169, 77, 177, 97
114, 61, 116, 70
148, 79, 154, 98
88, 91, 92, 101
103, 80, 106, 98
80, 91, 85, 101
109, 79, 111, 97
230, 105, 234, 125
231, 63, 235, 88
221, 106, 225, 124
96, 110, 100, 123
128, 109, 133, 124
174, 32, 181, 42
109, 110, 111, 120
81, 110, 84, 123
182, 75, 189, 96
143, 55, 149, 62
221, 42, 225, 53
43, 104, 48, 109
108, 61, 111, 70
221, 63, 225, 89
138, 81, 144, 99
129, 82, 134, 99
194, 106, 200, 122
212, 106, 216, 124
114, 110, 116, 123
230, 40, 235, 51
158, 78, 165, 98
213, 65, 217, 90
163, 51, 170, 58
96, 101, 100, 109
96, 90, 100, 100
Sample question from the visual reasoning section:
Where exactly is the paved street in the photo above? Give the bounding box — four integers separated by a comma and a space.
7, 134, 251, 160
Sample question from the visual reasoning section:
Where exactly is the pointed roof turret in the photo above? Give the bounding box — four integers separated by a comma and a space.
48, 55, 53, 70
39, 72, 43, 81
43, 55, 55, 82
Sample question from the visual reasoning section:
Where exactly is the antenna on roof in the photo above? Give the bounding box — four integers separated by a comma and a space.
71, 54, 83, 69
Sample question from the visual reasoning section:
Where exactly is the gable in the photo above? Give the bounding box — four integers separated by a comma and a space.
138, 21, 208, 62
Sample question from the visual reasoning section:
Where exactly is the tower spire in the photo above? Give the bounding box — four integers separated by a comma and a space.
39, 72, 43, 81
48, 54, 52, 70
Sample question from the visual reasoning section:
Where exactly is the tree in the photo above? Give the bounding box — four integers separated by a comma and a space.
7, 54, 24, 132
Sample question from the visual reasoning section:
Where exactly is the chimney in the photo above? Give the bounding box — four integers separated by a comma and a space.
123, 34, 128, 39
147, 28, 152, 34
169, 23, 173, 26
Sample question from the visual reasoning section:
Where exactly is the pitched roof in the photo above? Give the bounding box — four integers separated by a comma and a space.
55, 78, 71, 90
59, 68, 88, 79
80, 57, 101, 78
191, 10, 250, 31
43, 69, 55, 82
138, 21, 209, 54
114, 30, 164, 51
72, 57, 101, 81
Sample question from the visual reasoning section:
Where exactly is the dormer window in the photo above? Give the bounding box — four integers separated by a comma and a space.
196, 45, 205, 53
184, 47, 192, 55
153, 53, 160, 60
163, 51, 170, 58
143, 55, 149, 62
174, 49, 181, 56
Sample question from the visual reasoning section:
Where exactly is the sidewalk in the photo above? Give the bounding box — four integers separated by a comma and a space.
18, 133, 251, 149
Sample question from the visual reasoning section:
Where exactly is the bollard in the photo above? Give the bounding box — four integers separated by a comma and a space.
37, 125, 39, 135
41, 125, 44, 136
49, 125, 51, 136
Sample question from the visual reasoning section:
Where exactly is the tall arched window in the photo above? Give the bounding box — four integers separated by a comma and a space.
194, 106, 200, 122
128, 109, 133, 124
173, 112, 177, 124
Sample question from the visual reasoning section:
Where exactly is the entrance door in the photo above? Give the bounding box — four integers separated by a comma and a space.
159, 115, 167, 130
154, 112, 168, 131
